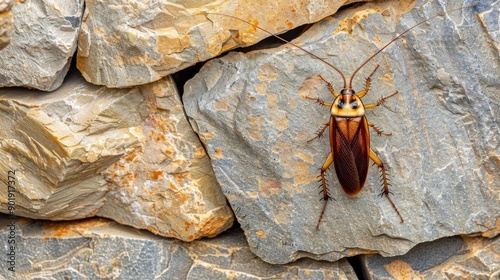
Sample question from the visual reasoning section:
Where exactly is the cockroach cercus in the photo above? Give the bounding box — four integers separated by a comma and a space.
207, 4, 475, 229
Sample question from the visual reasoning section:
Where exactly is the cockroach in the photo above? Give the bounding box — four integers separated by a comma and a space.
208, 4, 475, 229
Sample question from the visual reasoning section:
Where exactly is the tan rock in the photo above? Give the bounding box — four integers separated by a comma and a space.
77, 0, 366, 88
0, 71, 233, 241
0, 0, 14, 49
0, 0, 84, 91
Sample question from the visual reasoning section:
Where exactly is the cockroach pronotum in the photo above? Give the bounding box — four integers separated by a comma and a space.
208, 3, 475, 229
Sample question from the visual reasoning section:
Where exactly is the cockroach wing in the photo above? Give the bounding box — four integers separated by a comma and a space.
331, 116, 370, 196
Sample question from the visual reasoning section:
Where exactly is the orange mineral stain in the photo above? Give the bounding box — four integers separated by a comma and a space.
384, 260, 421, 280
258, 177, 282, 197
147, 170, 164, 180
256, 230, 266, 238
213, 148, 224, 160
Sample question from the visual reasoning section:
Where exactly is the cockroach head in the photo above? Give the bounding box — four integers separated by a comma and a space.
331, 90, 365, 117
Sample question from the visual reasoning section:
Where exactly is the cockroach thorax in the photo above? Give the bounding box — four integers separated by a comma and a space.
331, 92, 366, 117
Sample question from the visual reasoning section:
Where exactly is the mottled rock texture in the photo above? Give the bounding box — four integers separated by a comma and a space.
0, 217, 357, 279
184, 0, 499, 263
76, 0, 366, 88
0, 0, 13, 49
0, 0, 84, 91
364, 235, 500, 279
0, 71, 233, 241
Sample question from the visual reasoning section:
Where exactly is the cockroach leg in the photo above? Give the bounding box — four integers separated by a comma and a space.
365, 91, 399, 110
317, 152, 334, 230
367, 122, 392, 136
318, 75, 340, 97
305, 96, 332, 107
368, 149, 404, 223
376, 91, 399, 107
356, 64, 380, 98
307, 122, 330, 143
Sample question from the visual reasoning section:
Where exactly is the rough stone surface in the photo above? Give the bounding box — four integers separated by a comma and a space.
364, 234, 500, 279
0, 0, 84, 91
0, 0, 14, 49
0, 70, 233, 241
184, 0, 499, 263
76, 0, 367, 88
0, 217, 357, 279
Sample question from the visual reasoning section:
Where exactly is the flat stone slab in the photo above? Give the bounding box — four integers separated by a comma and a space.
183, 0, 499, 263
0, 217, 357, 279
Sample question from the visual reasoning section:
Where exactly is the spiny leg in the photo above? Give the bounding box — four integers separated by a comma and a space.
305, 96, 331, 107
356, 64, 380, 98
317, 152, 334, 230
305, 74, 340, 104
318, 75, 340, 97
367, 121, 392, 136
365, 91, 399, 110
304, 93, 331, 143
369, 149, 404, 223
307, 122, 330, 143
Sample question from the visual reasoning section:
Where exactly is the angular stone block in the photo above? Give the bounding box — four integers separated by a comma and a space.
0, 70, 233, 241
183, 0, 499, 263
76, 0, 364, 87
0, 0, 84, 91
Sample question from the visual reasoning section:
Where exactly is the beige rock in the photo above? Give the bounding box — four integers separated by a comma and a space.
0, 70, 233, 241
0, 0, 84, 91
0, 0, 14, 49
77, 0, 366, 88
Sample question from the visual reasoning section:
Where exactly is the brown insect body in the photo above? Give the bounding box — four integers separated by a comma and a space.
209, 4, 473, 229
330, 90, 369, 196
309, 66, 402, 229
332, 115, 369, 196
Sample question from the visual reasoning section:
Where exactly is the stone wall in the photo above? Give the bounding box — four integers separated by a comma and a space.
0, 0, 498, 278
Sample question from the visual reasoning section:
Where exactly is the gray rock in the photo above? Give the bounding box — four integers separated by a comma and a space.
0, 0, 84, 91
0, 217, 357, 279
0, 70, 233, 241
76, 0, 365, 88
183, 0, 499, 264
364, 235, 500, 279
